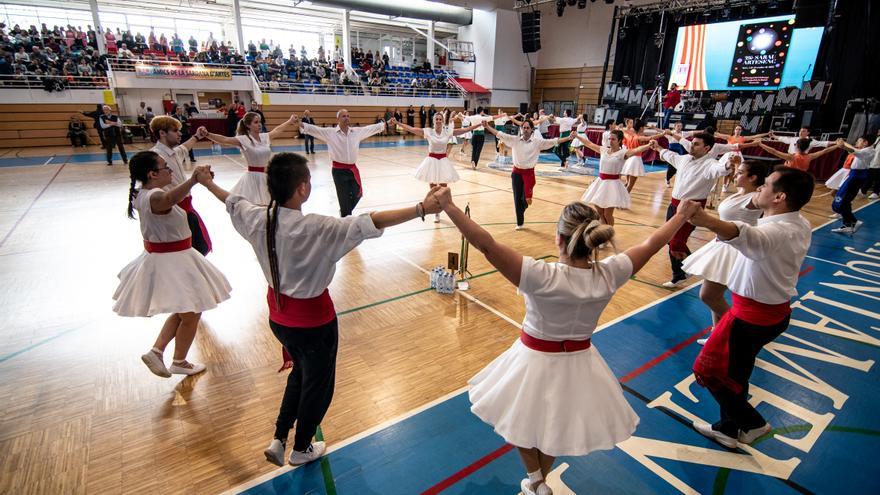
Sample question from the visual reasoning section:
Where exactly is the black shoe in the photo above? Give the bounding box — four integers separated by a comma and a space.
106, 162, 112, 166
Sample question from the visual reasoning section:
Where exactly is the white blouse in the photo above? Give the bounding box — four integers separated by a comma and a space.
236, 132, 272, 167
518, 254, 633, 341
225, 195, 384, 298
717, 192, 762, 225
136, 188, 191, 243
425, 127, 453, 154
598, 147, 627, 174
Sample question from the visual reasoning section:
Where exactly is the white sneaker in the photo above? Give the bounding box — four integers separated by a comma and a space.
870, 193, 879, 200
832, 213, 842, 218
515, 225, 524, 231
661, 277, 689, 289
288, 441, 326, 466
434, 213, 441, 223
693, 421, 738, 449
738, 423, 772, 444
264, 439, 285, 466
169, 360, 206, 375
537, 483, 553, 495
697, 338, 708, 346
854, 220, 865, 232
141, 350, 171, 378
831, 225, 855, 234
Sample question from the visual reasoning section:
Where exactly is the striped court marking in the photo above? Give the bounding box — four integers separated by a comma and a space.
420, 443, 515, 495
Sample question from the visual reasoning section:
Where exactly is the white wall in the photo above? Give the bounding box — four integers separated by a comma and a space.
453, 9, 496, 90
265, 92, 463, 108
533, 3, 620, 69
0, 88, 108, 104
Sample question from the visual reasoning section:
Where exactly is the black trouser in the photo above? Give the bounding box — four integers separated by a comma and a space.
860, 168, 880, 195
666, 201, 690, 282
710, 315, 789, 438
332, 167, 361, 217
304, 134, 315, 153
269, 318, 339, 451
105, 134, 127, 164
181, 133, 196, 161
95, 126, 106, 148
186, 212, 210, 256
69, 132, 87, 147
832, 173, 867, 227
554, 131, 571, 165
512, 172, 528, 226
471, 133, 485, 165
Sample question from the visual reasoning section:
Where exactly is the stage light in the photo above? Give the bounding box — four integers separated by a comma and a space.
722, 7, 730, 18
703, 9, 712, 17
748, 4, 757, 15
556, 0, 565, 17
577, 0, 587, 9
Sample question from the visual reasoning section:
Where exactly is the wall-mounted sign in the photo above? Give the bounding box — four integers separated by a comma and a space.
135, 64, 232, 80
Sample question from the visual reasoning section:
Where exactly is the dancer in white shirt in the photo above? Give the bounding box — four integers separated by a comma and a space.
294, 109, 386, 217
150, 116, 213, 255
650, 134, 733, 288
572, 129, 654, 227
831, 136, 877, 234
391, 113, 479, 221
201, 111, 298, 205
682, 158, 766, 345
434, 186, 700, 495
197, 152, 442, 467
484, 119, 576, 229
553, 110, 581, 167
768, 127, 834, 154
115, 151, 231, 378
687, 167, 814, 449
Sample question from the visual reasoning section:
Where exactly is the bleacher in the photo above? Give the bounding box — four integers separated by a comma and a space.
0, 103, 116, 148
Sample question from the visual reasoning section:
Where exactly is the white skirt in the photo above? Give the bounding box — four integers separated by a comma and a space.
622, 156, 646, 177
581, 177, 631, 209
469, 340, 639, 457
113, 249, 232, 317
681, 238, 737, 284
461, 132, 472, 140
824, 167, 850, 190
230, 170, 271, 206
448, 136, 460, 145
414, 156, 460, 184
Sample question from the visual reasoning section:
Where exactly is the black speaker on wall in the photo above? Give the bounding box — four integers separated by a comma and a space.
795, 0, 831, 27
521, 11, 541, 53
519, 103, 529, 114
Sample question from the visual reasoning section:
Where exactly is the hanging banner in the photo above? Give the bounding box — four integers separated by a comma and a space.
135, 64, 232, 80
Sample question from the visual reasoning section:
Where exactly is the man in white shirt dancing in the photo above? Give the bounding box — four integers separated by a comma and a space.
294, 109, 386, 216
685, 166, 814, 449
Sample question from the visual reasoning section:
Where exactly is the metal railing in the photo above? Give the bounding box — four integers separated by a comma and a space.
259, 81, 463, 99
107, 58, 255, 76
0, 74, 110, 90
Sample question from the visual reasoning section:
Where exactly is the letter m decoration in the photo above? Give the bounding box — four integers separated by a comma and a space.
603, 82, 619, 101
752, 93, 775, 114
800, 81, 826, 102
739, 116, 762, 133
713, 101, 734, 118
775, 87, 799, 108
733, 98, 753, 116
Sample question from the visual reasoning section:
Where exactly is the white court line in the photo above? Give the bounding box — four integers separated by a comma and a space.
805, 255, 852, 269
225, 190, 880, 494
220, 153, 246, 168
43, 156, 54, 166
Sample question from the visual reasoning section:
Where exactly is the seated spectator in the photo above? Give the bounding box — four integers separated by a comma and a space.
68, 115, 88, 147
118, 43, 134, 59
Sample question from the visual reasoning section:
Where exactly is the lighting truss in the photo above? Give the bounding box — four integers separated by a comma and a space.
614, 0, 780, 19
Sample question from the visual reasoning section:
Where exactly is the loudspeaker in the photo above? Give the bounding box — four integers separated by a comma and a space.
521, 11, 541, 53
519, 103, 529, 114
795, 0, 831, 27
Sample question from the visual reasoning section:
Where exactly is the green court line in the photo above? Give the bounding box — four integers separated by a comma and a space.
314, 426, 338, 495
713, 424, 880, 495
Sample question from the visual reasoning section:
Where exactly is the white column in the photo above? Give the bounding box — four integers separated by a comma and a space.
342, 9, 352, 73
427, 21, 435, 69
88, 0, 106, 54
232, 0, 245, 55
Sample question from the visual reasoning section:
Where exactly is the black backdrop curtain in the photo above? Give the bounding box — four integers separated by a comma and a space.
611, 16, 679, 90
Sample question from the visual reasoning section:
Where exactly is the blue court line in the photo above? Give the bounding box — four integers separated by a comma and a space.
241, 201, 880, 495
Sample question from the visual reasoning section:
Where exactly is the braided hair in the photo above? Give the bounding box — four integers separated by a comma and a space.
265, 152, 311, 309
127, 150, 160, 219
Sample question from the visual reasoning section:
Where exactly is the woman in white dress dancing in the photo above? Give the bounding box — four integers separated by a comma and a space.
572, 129, 654, 227
433, 186, 699, 495
682, 158, 766, 344
201, 111, 298, 204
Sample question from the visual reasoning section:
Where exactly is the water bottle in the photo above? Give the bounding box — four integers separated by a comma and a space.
211, 142, 221, 155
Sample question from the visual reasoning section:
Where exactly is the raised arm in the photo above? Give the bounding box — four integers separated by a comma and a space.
180, 126, 208, 151
714, 132, 731, 140
625, 141, 654, 158
572, 132, 602, 154
203, 129, 241, 147
688, 203, 742, 241
150, 166, 206, 212
452, 121, 481, 136
196, 166, 230, 203
435, 187, 523, 286
736, 139, 762, 149
390, 118, 423, 137
836, 138, 858, 153
759, 142, 792, 161
807, 141, 842, 161
482, 121, 500, 136
369, 186, 442, 229
623, 200, 699, 273
268, 114, 298, 140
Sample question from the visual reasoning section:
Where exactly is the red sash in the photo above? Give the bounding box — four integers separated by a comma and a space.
267, 287, 336, 329
177, 195, 212, 253
599, 173, 621, 180
693, 294, 791, 393
668, 197, 707, 252
332, 161, 362, 197
428, 153, 447, 160
144, 237, 192, 253
247, 166, 266, 172
520, 331, 592, 353
512, 166, 537, 199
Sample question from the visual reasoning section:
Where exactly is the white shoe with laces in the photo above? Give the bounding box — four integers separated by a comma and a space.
288, 441, 326, 466
831, 225, 855, 234
738, 423, 772, 444
141, 350, 171, 378
661, 276, 690, 289
693, 421, 738, 449
870, 193, 879, 200
854, 220, 865, 232
169, 360, 206, 375
515, 225, 524, 231
434, 213, 441, 223
264, 439, 285, 466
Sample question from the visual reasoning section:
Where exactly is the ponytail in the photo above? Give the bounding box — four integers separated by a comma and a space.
127, 176, 138, 219
267, 199, 282, 309
126, 151, 159, 219
557, 201, 616, 262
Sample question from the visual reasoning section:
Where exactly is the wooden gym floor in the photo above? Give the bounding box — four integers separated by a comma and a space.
0, 136, 860, 494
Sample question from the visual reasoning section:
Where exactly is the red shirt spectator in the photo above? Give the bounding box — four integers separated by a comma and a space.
663, 84, 681, 110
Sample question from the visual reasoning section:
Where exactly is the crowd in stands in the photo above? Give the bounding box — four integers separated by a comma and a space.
0, 20, 457, 95
0, 22, 111, 90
